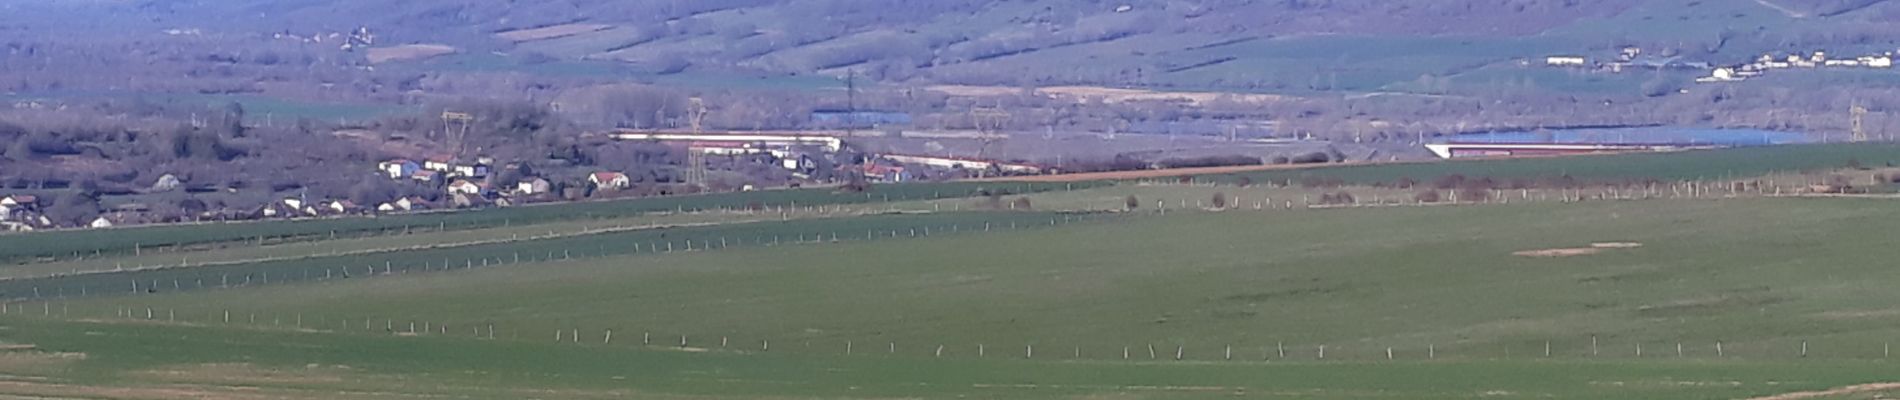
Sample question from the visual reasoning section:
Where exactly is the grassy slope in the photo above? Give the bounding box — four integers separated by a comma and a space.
5, 197, 1900, 398
0, 181, 1094, 263
3, 318, 1896, 399
0, 211, 1076, 299
14, 142, 1888, 265
68, 198, 1900, 360
1207, 143, 1900, 185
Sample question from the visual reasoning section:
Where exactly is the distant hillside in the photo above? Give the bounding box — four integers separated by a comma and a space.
0, 0, 1636, 84
9, 0, 1897, 93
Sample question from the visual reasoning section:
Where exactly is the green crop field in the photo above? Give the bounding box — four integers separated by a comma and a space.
0, 195, 1890, 398
4, 148, 1900, 398
0, 210, 1083, 299
65, 198, 1900, 357
0, 317, 1895, 400
0, 181, 1098, 264
1202, 143, 1900, 186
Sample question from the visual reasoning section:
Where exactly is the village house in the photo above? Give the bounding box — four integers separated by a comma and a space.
0, 195, 39, 220
411, 170, 441, 184
423, 155, 455, 172
449, 193, 488, 209
590, 172, 631, 190
1545, 55, 1586, 67
326, 200, 359, 215
446, 179, 485, 195
379, 159, 420, 179
862, 163, 913, 183
1, 214, 52, 232
516, 177, 551, 196
150, 174, 182, 192
378, 196, 429, 212
451, 163, 490, 178
89, 215, 116, 229
265, 198, 321, 218
1697, 67, 1744, 83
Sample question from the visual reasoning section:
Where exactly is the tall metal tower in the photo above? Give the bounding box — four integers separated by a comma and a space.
1851, 101, 1870, 142
685, 98, 709, 187
844, 69, 858, 137
440, 111, 474, 154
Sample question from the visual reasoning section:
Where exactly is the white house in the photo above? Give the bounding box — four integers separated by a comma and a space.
590, 172, 631, 190
446, 179, 484, 195
326, 200, 358, 214
423, 155, 455, 172
89, 216, 115, 229
1696, 67, 1745, 83
0, 195, 37, 220
150, 174, 182, 192
378, 159, 420, 179
395, 196, 428, 211
1545, 56, 1586, 67
516, 178, 551, 195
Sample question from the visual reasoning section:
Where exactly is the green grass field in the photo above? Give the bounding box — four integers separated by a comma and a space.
12, 143, 1887, 265
0, 181, 1097, 263
1205, 143, 1900, 186
5, 148, 1900, 398
0, 210, 1081, 299
0, 317, 1895, 399
2, 196, 1899, 398
67, 197, 1900, 357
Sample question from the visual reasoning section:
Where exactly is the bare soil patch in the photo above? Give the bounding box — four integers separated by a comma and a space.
926, 85, 1284, 106
366, 44, 457, 64
1515, 242, 1643, 258
1746, 382, 1900, 400
1813, 309, 1900, 320
1513, 248, 1602, 258
496, 23, 613, 42
973, 163, 1320, 182
0, 349, 84, 373
134, 363, 349, 386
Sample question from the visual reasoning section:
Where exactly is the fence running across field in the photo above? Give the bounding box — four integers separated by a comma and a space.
0, 181, 1111, 264
7, 305, 1895, 362
0, 210, 1115, 301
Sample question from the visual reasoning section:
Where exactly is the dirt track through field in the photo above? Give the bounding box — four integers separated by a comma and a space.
366, 44, 456, 64
1745, 382, 1900, 400
1513, 242, 1642, 258
973, 163, 1344, 182
1513, 248, 1601, 257
496, 23, 614, 42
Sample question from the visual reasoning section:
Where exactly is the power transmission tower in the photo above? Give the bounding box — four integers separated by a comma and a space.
686, 98, 710, 187
687, 150, 707, 187
844, 69, 858, 137
440, 111, 474, 154
970, 107, 1011, 160
1851, 101, 1870, 143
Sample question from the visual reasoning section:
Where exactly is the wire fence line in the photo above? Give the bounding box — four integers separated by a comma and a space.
0, 211, 1120, 302
9, 305, 1894, 362
10, 178, 1813, 300
7, 181, 1106, 264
